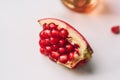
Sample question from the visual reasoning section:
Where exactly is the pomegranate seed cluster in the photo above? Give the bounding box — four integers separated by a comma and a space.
39, 23, 80, 64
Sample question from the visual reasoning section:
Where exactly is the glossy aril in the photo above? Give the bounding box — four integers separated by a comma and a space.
59, 54, 68, 63
52, 45, 58, 51
43, 23, 49, 30
51, 29, 59, 37
39, 39, 46, 48
60, 29, 68, 38
43, 30, 51, 38
38, 18, 93, 69
58, 47, 66, 54
49, 23, 57, 29
39, 31, 44, 39
58, 39, 66, 46
40, 48, 48, 56
51, 51, 60, 60
66, 44, 74, 52
68, 52, 74, 60
45, 39, 51, 46
45, 46, 52, 53
50, 37, 59, 44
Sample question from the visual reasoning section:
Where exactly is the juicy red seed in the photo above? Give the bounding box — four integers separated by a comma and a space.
45, 46, 52, 53
58, 39, 66, 46
58, 47, 66, 54
52, 45, 58, 51
51, 51, 60, 60
50, 37, 59, 44
49, 23, 57, 29
60, 29, 68, 38
111, 25, 120, 34
40, 47, 45, 53
39, 31, 45, 39
51, 29, 59, 37
45, 39, 51, 46
68, 52, 74, 60
40, 48, 48, 56
39, 40, 46, 48
59, 54, 68, 63
43, 23, 49, 30
66, 44, 74, 52
43, 30, 51, 38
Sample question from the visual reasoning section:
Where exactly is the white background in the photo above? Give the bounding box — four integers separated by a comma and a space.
0, 0, 120, 80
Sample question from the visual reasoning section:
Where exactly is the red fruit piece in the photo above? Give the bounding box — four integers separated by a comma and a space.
52, 45, 58, 51
40, 48, 48, 56
43, 23, 49, 30
58, 47, 66, 54
51, 29, 59, 37
45, 46, 52, 53
45, 39, 51, 46
43, 30, 51, 38
50, 51, 60, 60
59, 54, 68, 63
66, 44, 74, 52
39, 39, 46, 48
49, 23, 57, 29
50, 37, 59, 44
60, 29, 68, 38
39, 31, 45, 39
68, 52, 74, 60
111, 25, 120, 34
38, 18, 93, 69
58, 39, 66, 46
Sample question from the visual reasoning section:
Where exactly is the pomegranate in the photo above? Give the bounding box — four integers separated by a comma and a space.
38, 18, 93, 69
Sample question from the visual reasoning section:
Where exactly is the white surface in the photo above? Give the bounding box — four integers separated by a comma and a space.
0, 0, 120, 80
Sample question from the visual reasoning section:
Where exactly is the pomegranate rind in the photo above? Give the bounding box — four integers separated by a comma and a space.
38, 18, 93, 68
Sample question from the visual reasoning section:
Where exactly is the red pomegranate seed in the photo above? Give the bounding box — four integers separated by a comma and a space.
49, 23, 57, 29
45, 39, 51, 46
51, 51, 60, 60
51, 29, 59, 37
68, 52, 74, 60
39, 39, 46, 48
58, 39, 66, 46
43, 30, 51, 38
52, 45, 58, 51
60, 29, 68, 38
66, 44, 74, 52
40, 47, 45, 53
39, 31, 45, 39
59, 54, 68, 63
40, 48, 48, 56
43, 23, 49, 30
58, 47, 66, 54
50, 37, 59, 44
111, 25, 120, 34
45, 46, 52, 53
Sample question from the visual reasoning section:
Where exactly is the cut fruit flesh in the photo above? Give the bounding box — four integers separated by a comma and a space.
38, 18, 93, 69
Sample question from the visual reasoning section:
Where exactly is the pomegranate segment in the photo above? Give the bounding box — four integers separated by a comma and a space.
38, 18, 93, 69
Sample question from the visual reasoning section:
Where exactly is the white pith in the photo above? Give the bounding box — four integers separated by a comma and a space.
38, 18, 92, 68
